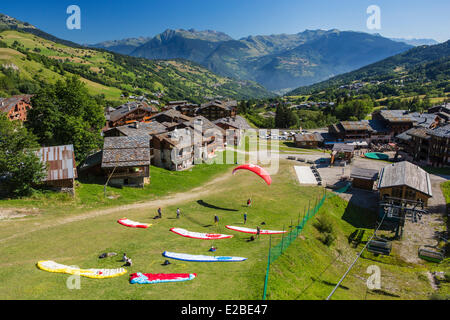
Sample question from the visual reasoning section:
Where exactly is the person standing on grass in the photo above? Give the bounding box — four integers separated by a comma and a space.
256, 226, 261, 239
214, 215, 219, 225
247, 198, 252, 207
176, 208, 181, 219
243, 213, 247, 225
158, 207, 162, 219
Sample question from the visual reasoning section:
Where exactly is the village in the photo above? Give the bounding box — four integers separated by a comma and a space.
1, 93, 449, 265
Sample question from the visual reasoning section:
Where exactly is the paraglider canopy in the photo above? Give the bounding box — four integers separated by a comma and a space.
232, 164, 272, 186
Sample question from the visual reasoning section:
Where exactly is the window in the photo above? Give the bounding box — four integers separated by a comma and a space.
392, 187, 403, 199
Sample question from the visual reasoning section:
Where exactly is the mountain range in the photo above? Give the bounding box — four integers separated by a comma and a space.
92, 28, 414, 93
0, 13, 273, 102
287, 39, 450, 96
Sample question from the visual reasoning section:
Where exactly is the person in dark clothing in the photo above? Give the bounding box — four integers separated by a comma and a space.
256, 226, 261, 239
176, 208, 181, 219
243, 213, 247, 225
247, 198, 252, 207
157, 207, 162, 219
214, 215, 219, 225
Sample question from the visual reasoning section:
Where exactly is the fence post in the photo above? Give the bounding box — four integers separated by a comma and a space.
280, 225, 285, 252
262, 235, 272, 300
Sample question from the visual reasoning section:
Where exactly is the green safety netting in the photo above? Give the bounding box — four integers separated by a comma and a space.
263, 183, 351, 300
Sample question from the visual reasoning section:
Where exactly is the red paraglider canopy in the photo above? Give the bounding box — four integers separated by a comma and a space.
232, 164, 272, 186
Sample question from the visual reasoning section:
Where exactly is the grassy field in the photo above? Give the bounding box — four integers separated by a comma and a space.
0, 159, 324, 300
0, 158, 445, 300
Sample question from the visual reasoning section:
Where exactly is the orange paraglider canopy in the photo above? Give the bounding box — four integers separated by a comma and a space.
232, 164, 272, 186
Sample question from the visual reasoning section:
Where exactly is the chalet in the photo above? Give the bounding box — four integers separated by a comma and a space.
103, 121, 167, 138
328, 120, 390, 143
197, 100, 237, 121
36, 145, 77, 194
162, 101, 199, 117
378, 161, 432, 206
372, 110, 415, 136
152, 128, 199, 171
213, 115, 252, 145
107, 101, 158, 128
331, 143, 355, 164
294, 133, 324, 149
149, 109, 193, 126
401, 124, 450, 167
350, 167, 379, 191
328, 121, 371, 142
0, 94, 33, 121
102, 136, 151, 188
166, 116, 225, 159
428, 124, 450, 167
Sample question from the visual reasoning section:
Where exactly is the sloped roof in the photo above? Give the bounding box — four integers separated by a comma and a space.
154, 127, 196, 148
377, 110, 414, 123
111, 121, 167, 137
351, 167, 379, 180
294, 133, 324, 142
109, 101, 158, 122
0, 94, 33, 113
333, 143, 355, 153
213, 115, 252, 130
102, 136, 150, 168
409, 112, 440, 128
429, 123, 450, 138
150, 108, 192, 123
339, 121, 370, 131
36, 145, 77, 181
377, 161, 432, 197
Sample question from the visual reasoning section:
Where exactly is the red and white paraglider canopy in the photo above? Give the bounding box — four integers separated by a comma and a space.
232, 164, 272, 186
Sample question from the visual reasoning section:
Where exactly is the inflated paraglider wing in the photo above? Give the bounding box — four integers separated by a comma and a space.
232, 164, 272, 186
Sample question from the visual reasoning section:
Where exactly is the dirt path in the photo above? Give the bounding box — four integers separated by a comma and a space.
0, 171, 232, 244
397, 174, 448, 264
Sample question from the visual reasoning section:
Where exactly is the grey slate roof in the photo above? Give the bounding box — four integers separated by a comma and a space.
333, 143, 355, 153
213, 115, 252, 130
376, 110, 414, 123
102, 136, 150, 168
113, 121, 167, 137
109, 101, 158, 122
409, 112, 440, 128
377, 161, 432, 197
429, 123, 450, 138
351, 167, 379, 180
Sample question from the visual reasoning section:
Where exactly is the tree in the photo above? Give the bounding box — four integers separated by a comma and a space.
0, 114, 46, 197
26, 76, 105, 162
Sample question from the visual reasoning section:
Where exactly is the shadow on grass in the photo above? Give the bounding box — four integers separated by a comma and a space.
369, 289, 401, 298
197, 200, 239, 212
319, 279, 350, 290
341, 202, 378, 229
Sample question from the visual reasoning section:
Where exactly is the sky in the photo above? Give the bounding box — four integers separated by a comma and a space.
1, 0, 449, 44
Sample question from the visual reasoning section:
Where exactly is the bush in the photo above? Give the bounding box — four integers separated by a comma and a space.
314, 216, 336, 247
319, 233, 336, 246
313, 216, 334, 234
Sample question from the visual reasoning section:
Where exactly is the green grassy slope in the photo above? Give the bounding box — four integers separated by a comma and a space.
288, 40, 450, 96
0, 160, 324, 300
0, 29, 273, 102
266, 196, 437, 300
